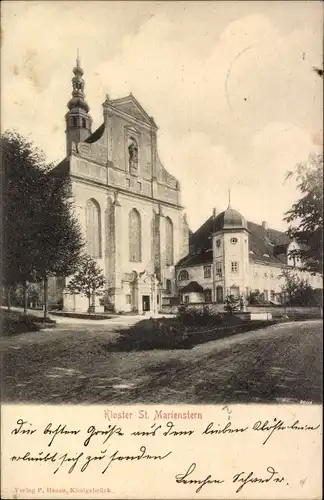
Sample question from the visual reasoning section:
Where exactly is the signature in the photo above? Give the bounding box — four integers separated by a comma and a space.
175, 463, 286, 493
175, 463, 224, 493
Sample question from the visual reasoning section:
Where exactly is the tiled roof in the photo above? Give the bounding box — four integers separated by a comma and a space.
85, 123, 105, 143
180, 281, 204, 293
247, 221, 289, 265
176, 249, 213, 267
176, 216, 291, 268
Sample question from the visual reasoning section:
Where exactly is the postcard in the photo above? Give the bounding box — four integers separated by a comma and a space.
1, 1, 323, 499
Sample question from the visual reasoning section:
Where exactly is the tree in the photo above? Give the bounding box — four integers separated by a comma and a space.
65, 255, 106, 314
30, 169, 85, 318
1, 130, 50, 312
279, 268, 318, 306
284, 154, 323, 275
1, 130, 85, 317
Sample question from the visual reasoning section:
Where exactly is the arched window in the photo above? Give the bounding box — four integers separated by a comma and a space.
178, 269, 189, 281
166, 279, 172, 294
86, 198, 102, 258
82, 118, 86, 128
129, 209, 141, 262
165, 217, 174, 265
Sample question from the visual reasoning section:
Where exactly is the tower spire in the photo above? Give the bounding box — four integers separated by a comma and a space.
227, 188, 232, 209
65, 54, 92, 153
76, 48, 80, 68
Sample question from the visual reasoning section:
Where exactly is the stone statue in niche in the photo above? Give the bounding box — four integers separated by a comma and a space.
128, 138, 138, 171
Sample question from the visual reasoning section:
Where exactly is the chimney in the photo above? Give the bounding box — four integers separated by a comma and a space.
262, 221, 268, 231
213, 207, 217, 218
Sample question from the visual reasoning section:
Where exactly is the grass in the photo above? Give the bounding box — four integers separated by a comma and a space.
1, 309, 56, 336
104, 315, 280, 351
2, 320, 322, 404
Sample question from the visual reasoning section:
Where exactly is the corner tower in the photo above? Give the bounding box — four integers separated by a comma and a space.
65, 52, 92, 153
212, 195, 250, 302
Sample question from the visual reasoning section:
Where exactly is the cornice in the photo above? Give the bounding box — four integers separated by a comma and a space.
103, 104, 157, 132
70, 173, 184, 210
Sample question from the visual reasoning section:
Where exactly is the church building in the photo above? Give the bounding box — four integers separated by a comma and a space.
53, 57, 189, 313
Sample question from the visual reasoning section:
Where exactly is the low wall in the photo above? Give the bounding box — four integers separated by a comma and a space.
160, 303, 225, 315
160, 303, 322, 318
248, 306, 322, 318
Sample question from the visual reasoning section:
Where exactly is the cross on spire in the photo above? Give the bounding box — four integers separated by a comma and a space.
76, 48, 80, 68
227, 188, 232, 208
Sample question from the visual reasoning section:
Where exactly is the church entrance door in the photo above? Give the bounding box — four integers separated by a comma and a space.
142, 295, 150, 312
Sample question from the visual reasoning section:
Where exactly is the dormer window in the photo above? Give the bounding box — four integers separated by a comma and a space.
178, 270, 189, 281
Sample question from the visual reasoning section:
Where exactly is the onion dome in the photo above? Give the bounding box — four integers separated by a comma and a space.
67, 54, 90, 113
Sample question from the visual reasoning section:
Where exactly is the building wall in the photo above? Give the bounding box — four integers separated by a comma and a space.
176, 263, 213, 296
176, 238, 322, 306
249, 262, 283, 300
212, 229, 250, 299
249, 261, 322, 301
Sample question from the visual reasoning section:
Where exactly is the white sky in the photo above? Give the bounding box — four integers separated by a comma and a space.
1, 1, 323, 232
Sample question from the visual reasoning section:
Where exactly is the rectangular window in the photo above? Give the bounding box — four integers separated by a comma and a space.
231, 261, 239, 273
216, 262, 222, 277
126, 294, 131, 305
203, 265, 211, 278
126, 178, 131, 188
184, 295, 189, 304
204, 290, 212, 302
137, 181, 142, 191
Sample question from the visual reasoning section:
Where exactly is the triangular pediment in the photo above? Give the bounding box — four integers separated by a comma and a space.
110, 94, 156, 127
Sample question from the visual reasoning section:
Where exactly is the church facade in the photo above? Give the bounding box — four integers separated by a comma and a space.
53, 57, 189, 313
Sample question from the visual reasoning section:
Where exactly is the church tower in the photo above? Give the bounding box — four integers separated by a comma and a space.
65, 53, 92, 153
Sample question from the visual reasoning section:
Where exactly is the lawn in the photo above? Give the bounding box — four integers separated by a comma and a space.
2, 320, 322, 404
1, 309, 56, 336
107, 315, 280, 351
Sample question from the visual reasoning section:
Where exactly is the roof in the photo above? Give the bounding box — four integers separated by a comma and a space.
180, 281, 204, 293
85, 123, 105, 143
214, 207, 247, 231
176, 214, 291, 268
247, 221, 289, 264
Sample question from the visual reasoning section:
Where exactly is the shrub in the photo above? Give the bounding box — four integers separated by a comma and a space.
176, 305, 223, 327
224, 295, 240, 313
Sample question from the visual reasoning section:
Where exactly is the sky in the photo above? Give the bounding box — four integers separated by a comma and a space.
1, 1, 323, 232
